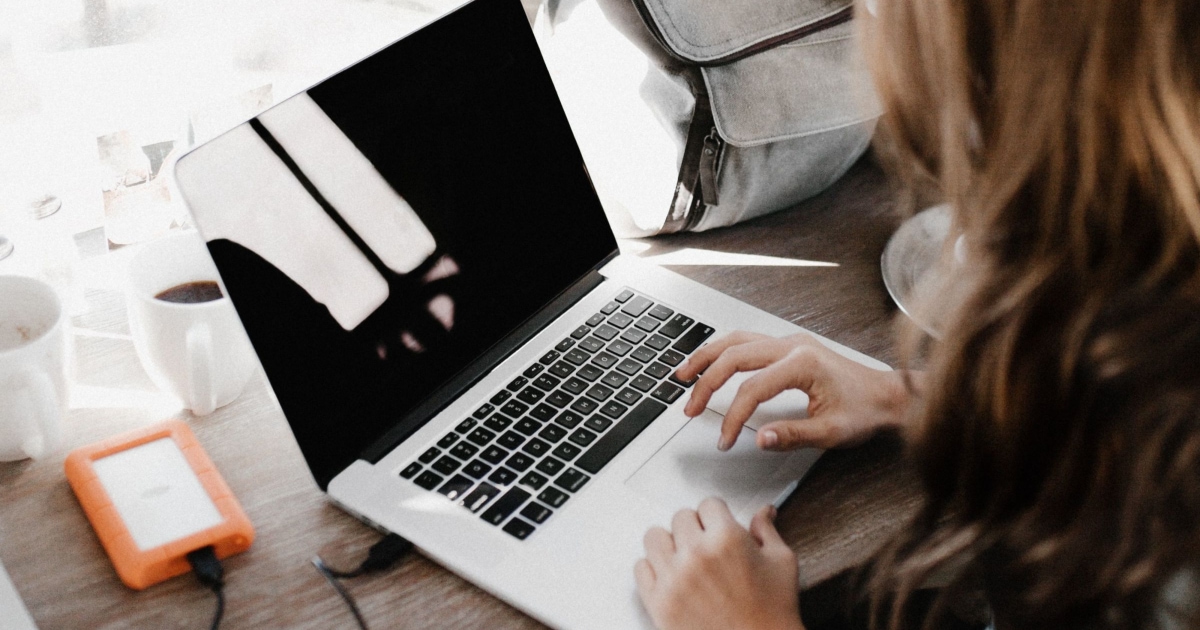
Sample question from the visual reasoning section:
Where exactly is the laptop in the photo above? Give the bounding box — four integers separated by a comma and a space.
173, 0, 888, 626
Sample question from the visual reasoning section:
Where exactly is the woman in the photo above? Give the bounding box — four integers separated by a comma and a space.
634, 0, 1200, 628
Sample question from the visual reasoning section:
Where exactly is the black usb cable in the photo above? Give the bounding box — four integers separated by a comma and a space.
187, 546, 225, 630
312, 533, 414, 630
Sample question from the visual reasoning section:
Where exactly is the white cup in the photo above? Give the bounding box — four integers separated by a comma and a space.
0, 275, 68, 461
127, 233, 256, 416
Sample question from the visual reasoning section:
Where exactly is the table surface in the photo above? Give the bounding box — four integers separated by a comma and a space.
0, 156, 924, 629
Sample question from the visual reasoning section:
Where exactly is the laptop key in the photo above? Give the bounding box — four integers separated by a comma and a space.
450, 442, 479, 460
614, 289, 634, 303
569, 428, 598, 447
468, 427, 497, 445
672, 323, 715, 354
530, 403, 557, 422
645, 334, 670, 351
454, 418, 478, 434
578, 336, 605, 353
419, 447, 441, 464
500, 400, 529, 418
554, 468, 590, 493
507, 376, 529, 392
519, 471, 548, 490
586, 313, 606, 327
400, 462, 422, 479
631, 375, 657, 392
523, 363, 545, 378
506, 452, 534, 471
658, 314, 695, 339
616, 388, 643, 405
643, 362, 671, 379
608, 312, 634, 329
616, 359, 642, 376
600, 400, 629, 419
601, 372, 629, 388
570, 325, 590, 339
462, 482, 501, 513
437, 433, 459, 449
546, 390, 573, 408
498, 431, 525, 450
432, 455, 462, 476
473, 404, 495, 419
607, 340, 633, 357
520, 503, 553, 524
584, 416, 613, 433
484, 415, 513, 432
439, 474, 474, 501
554, 411, 584, 429
577, 365, 604, 382
621, 328, 648, 344
517, 387, 545, 405
658, 349, 686, 367
591, 352, 617, 369
635, 316, 659, 332
414, 470, 444, 490
621, 295, 653, 317
570, 398, 598, 415
490, 390, 512, 405
488, 467, 518, 486
533, 374, 561, 391
593, 324, 619, 341
554, 338, 574, 352
465, 459, 494, 481
538, 487, 570, 508
480, 445, 509, 464
540, 350, 561, 365
668, 372, 697, 388
601, 300, 620, 315
585, 384, 614, 402
502, 518, 536, 540
515, 418, 540, 436
522, 438, 551, 458
576, 399, 668, 474
552, 442, 582, 461
565, 349, 590, 366
648, 305, 674, 321
535, 456, 565, 476
630, 347, 657, 364
549, 361, 576, 378
481, 487, 532, 525
539, 424, 567, 443
561, 377, 587, 395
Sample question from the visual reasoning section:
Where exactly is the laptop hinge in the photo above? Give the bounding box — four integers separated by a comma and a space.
354, 249, 620, 472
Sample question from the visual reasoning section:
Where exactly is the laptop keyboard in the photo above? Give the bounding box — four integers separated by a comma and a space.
397, 288, 714, 540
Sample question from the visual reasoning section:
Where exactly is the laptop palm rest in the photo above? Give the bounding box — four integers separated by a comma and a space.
625, 410, 820, 524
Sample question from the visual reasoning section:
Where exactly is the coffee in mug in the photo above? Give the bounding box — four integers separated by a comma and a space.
155, 281, 223, 304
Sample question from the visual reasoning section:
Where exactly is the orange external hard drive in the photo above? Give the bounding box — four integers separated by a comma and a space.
65, 420, 254, 590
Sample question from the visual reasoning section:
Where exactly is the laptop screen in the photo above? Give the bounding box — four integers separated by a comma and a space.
175, 0, 618, 488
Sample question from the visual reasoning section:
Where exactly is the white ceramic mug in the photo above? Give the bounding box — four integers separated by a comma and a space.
127, 233, 256, 416
0, 275, 68, 461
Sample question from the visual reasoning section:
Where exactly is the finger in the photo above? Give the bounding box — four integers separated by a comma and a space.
670, 509, 704, 548
757, 418, 844, 450
696, 497, 737, 533
633, 558, 656, 602
748, 504, 786, 549
674, 331, 766, 381
719, 349, 820, 450
684, 339, 795, 417
643, 526, 676, 569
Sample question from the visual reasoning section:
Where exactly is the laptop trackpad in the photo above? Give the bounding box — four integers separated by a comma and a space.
625, 410, 819, 524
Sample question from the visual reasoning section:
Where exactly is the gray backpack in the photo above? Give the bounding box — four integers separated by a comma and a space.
535, 0, 881, 236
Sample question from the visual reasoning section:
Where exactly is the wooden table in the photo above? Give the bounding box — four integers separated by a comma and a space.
0, 156, 922, 629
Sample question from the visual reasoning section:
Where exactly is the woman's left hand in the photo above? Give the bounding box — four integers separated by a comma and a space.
635, 498, 805, 630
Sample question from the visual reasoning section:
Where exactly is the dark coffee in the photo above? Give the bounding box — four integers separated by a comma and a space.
155, 281, 223, 304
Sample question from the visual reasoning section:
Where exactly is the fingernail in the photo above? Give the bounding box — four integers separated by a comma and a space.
768, 505, 778, 521
762, 430, 779, 449
717, 436, 731, 451
677, 359, 689, 374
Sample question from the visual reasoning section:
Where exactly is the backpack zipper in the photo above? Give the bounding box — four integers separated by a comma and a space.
630, 2, 853, 67
698, 128, 723, 207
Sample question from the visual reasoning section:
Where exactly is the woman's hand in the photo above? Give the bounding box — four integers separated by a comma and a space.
674, 331, 910, 452
636, 499, 804, 630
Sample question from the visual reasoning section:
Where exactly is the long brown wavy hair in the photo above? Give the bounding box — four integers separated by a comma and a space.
858, 0, 1200, 628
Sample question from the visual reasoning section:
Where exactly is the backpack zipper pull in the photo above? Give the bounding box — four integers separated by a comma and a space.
698, 127, 723, 207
